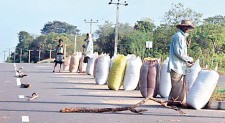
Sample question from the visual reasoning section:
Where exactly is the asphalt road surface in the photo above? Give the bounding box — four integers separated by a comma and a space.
0, 63, 224, 123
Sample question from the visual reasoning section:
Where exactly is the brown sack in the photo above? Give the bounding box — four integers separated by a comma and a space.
139, 61, 149, 97
69, 54, 79, 72
140, 60, 159, 98
78, 55, 87, 72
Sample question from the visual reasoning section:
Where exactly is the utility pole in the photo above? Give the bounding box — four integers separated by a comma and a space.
49, 49, 54, 60
14, 48, 16, 63
109, 0, 128, 56
84, 19, 98, 34
3, 50, 7, 63
37, 50, 42, 62
20, 48, 22, 63
8, 48, 11, 59
28, 50, 33, 63
74, 34, 77, 53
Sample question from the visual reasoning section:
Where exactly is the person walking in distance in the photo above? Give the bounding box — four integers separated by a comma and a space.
168, 20, 195, 106
53, 39, 65, 73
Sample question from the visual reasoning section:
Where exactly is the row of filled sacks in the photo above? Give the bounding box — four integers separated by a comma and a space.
158, 58, 202, 98
159, 58, 219, 110
63, 52, 88, 73
93, 54, 142, 91
86, 53, 99, 75
107, 54, 142, 91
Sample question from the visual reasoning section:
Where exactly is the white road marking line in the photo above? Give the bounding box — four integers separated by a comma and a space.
18, 95, 25, 99
22, 116, 29, 122
17, 78, 21, 86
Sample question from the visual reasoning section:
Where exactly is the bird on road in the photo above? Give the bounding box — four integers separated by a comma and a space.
27, 92, 38, 101
20, 83, 31, 88
18, 73, 27, 78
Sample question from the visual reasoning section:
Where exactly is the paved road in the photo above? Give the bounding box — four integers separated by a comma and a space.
0, 63, 224, 123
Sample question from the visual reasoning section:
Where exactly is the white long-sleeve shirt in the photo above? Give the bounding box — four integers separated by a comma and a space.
168, 30, 193, 75
84, 38, 93, 57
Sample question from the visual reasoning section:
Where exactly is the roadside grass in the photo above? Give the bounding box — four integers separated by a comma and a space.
218, 67, 225, 75
210, 87, 225, 101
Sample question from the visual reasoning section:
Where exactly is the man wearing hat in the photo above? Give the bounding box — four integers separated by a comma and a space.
168, 20, 195, 106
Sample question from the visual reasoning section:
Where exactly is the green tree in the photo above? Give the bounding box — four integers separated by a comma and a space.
41, 21, 80, 35
153, 24, 175, 58
163, 3, 203, 26
14, 31, 34, 63
204, 15, 225, 25
119, 30, 153, 59
134, 18, 155, 33
95, 21, 115, 57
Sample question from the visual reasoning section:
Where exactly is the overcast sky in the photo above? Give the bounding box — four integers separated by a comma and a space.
0, 0, 225, 62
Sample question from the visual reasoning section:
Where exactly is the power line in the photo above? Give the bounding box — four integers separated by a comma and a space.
84, 19, 98, 34
109, 0, 128, 56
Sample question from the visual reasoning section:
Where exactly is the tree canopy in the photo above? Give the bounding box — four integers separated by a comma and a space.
41, 21, 80, 35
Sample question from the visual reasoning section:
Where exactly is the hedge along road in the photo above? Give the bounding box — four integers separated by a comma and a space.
0, 63, 224, 123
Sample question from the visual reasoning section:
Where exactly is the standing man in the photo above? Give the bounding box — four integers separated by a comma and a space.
83, 33, 93, 63
168, 20, 195, 105
53, 39, 64, 73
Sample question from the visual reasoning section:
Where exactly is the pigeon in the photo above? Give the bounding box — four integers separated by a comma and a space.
27, 92, 38, 101
16, 67, 23, 73
20, 83, 31, 88
18, 73, 27, 78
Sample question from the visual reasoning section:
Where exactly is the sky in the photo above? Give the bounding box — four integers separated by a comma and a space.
0, 0, 225, 62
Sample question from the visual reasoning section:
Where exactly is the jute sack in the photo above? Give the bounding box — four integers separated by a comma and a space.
69, 54, 79, 72
63, 56, 71, 71
78, 55, 87, 73
139, 59, 159, 98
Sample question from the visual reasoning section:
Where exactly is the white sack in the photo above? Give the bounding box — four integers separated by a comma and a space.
159, 58, 171, 98
123, 56, 142, 90
187, 70, 219, 110
86, 55, 97, 75
95, 55, 110, 85
185, 59, 202, 93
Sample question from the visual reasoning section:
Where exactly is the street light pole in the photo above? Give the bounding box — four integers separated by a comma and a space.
109, 0, 128, 56
74, 34, 77, 53
37, 50, 42, 62
3, 50, 7, 63
14, 48, 16, 63
28, 50, 33, 63
20, 48, 22, 63
49, 49, 55, 60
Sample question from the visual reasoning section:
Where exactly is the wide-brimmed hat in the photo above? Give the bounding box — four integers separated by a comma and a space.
176, 20, 195, 29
